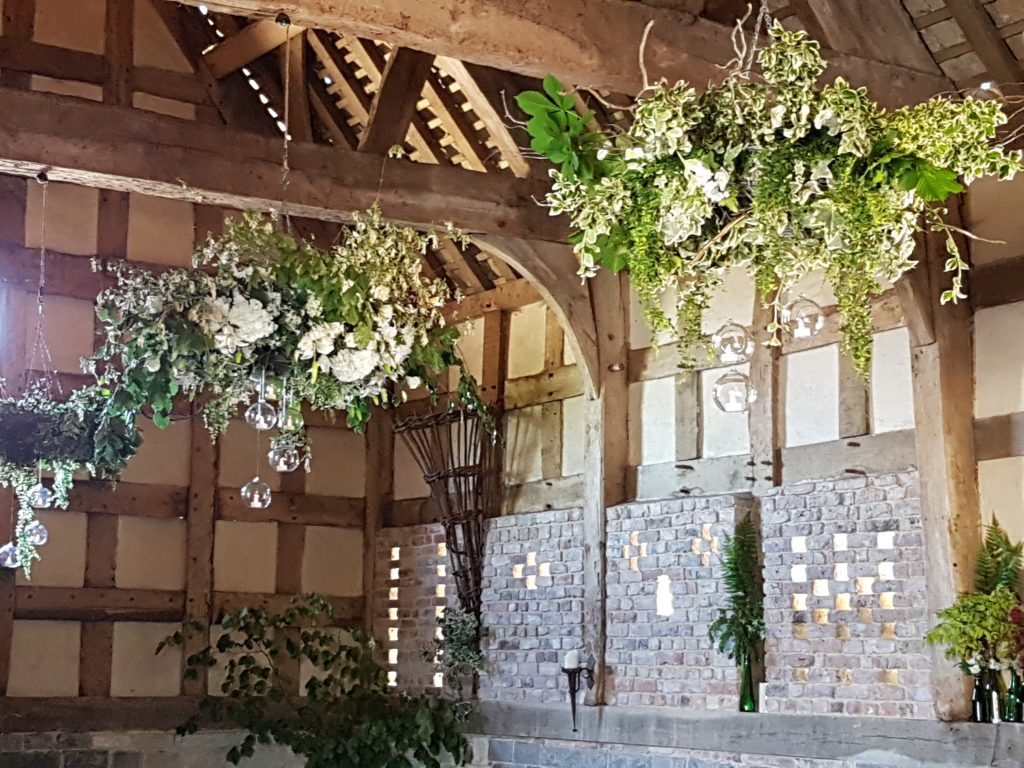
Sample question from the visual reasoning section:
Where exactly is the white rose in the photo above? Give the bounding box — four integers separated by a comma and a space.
145, 356, 162, 373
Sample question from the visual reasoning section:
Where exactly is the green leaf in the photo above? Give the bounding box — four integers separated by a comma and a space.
914, 164, 964, 202
515, 90, 556, 117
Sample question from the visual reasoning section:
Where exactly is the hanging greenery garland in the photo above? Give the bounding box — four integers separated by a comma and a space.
1, 208, 480, 573
517, 20, 1022, 374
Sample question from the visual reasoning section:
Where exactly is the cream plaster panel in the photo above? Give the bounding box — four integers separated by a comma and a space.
133, 0, 193, 71
783, 345, 839, 447
30, 75, 103, 101
965, 175, 1024, 265
119, 420, 192, 486
871, 327, 915, 433
561, 395, 586, 476
7, 620, 81, 697
701, 269, 756, 335
218, 419, 281, 492
979, 457, 1024, 545
504, 405, 544, 485
34, 0, 104, 53
563, 333, 577, 366
301, 526, 363, 597
975, 303, 1024, 418
25, 181, 99, 256
629, 377, 676, 466
20, 295, 94, 373
455, 317, 484, 384
127, 194, 195, 266
15, 510, 87, 588
393, 433, 429, 500
507, 302, 547, 379
116, 517, 187, 591
701, 364, 751, 457
306, 427, 365, 497
628, 283, 676, 350
132, 92, 197, 120
111, 622, 183, 697
213, 521, 278, 593
789, 269, 837, 308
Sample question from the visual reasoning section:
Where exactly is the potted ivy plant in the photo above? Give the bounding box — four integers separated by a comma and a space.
708, 512, 765, 712
161, 595, 472, 768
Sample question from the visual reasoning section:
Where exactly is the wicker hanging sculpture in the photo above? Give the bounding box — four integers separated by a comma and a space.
393, 407, 502, 619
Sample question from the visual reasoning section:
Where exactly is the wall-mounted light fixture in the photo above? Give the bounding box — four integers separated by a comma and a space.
561, 650, 595, 732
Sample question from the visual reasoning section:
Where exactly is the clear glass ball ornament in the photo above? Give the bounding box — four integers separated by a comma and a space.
711, 322, 755, 365
24, 519, 48, 547
782, 296, 825, 340
27, 482, 54, 509
712, 369, 758, 413
241, 477, 273, 509
277, 403, 303, 432
268, 445, 301, 473
0, 542, 19, 569
244, 400, 278, 431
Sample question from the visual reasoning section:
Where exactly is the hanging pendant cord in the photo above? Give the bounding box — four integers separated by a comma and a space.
27, 172, 62, 397
277, 13, 292, 234
744, 0, 773, 74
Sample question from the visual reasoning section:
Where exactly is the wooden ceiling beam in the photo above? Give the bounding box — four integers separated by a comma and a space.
203, 17, 304, 78
0, 86, 562, 239
358, 47, 435, 154
944, 0, 1024, 90
173, 0, 953, 107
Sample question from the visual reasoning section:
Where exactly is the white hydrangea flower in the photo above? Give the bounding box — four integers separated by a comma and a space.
371, 285, 392, 302
296, 322, 344, 360
197, 291, 277, 355
330, 348, 379, 383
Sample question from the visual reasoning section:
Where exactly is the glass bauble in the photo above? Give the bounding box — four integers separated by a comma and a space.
712, 369, 758, 413
27, 482, 53, 509
711, 322, 755, 364
244, 400, 278, 431
782, 297, 825, 339
0, 542, 19, 569
241, 477, 273, 509
24, 519, 48, 547
268, 445, 301, 473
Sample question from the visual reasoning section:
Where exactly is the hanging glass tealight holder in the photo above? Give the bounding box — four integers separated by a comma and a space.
24, 519, 48, 547
241, 476, 273, 509
0, 542, 19, 569
245, 368, 278, 431
27, 481, 53, 510
268, 445, 301, 473
782, 296, 825, 340
713, 368, 758, 413
711, 322, 755, 365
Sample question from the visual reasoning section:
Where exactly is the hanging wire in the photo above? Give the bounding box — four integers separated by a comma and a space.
27, 171, 62, 398
277, 13, 292, 233
743, 0, 773, 74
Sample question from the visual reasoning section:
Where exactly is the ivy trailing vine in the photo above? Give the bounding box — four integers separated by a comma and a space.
161, 595, 472, 768
518, 22, 1022, 373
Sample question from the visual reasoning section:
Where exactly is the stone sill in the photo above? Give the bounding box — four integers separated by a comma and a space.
471, 701, 1024, 767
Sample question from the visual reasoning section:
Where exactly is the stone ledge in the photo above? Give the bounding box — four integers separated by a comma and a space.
471, 702, 1024, 767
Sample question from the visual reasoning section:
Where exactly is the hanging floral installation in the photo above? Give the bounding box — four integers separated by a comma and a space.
517, 18, 1023, 375
1, 206, 479, 573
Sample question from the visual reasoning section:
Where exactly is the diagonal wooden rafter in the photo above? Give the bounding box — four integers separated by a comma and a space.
173, 0, 954, 107
944, 0, 1024, 92
203, 17, 304, 78
358, 47, 435, 154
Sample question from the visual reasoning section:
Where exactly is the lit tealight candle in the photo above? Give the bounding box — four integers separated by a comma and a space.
563, 650, 579, 670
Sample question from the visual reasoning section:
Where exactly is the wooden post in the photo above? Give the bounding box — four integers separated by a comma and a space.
0, 0, 34, 88
582, 269, 628, 705
541, 309, 565, 480
0, 492, 13, 696
79, 514, 118, 696
480, 310, 510, 407
748, 290, 783, 489
899, 217, 980, 721
363, 409, 394, 636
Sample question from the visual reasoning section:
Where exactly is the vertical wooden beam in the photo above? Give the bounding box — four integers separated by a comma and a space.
541, 308, 565, 479
103, 0, 134, 107
275, 495, 305, 694
0, 0, 35, 88
0, 493, 14, 696
480, 310, 510, 407
582, 269, 628, 705
363, 409, 393, 636
901, 215, 980, 721
357, 48, 435, 155
675, 372, 701, 461
838, 352, 869, 438
748, 291, 783, 489
79, 514, 118, 696
183, 410, 218, 696
281, 35, 313, 143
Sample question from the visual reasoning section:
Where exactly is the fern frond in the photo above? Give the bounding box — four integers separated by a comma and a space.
975, 519, 1023, 596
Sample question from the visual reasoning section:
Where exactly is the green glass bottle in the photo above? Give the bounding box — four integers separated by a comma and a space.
1007, 669, 1023, 723
739, 652, 756, 713
972, 673, 986, 723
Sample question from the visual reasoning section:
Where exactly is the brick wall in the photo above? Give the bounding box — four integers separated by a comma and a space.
605, 495, 754, 709
760, 471, 934, 717
374, 523, 450, 692
478, 508, 585, 704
